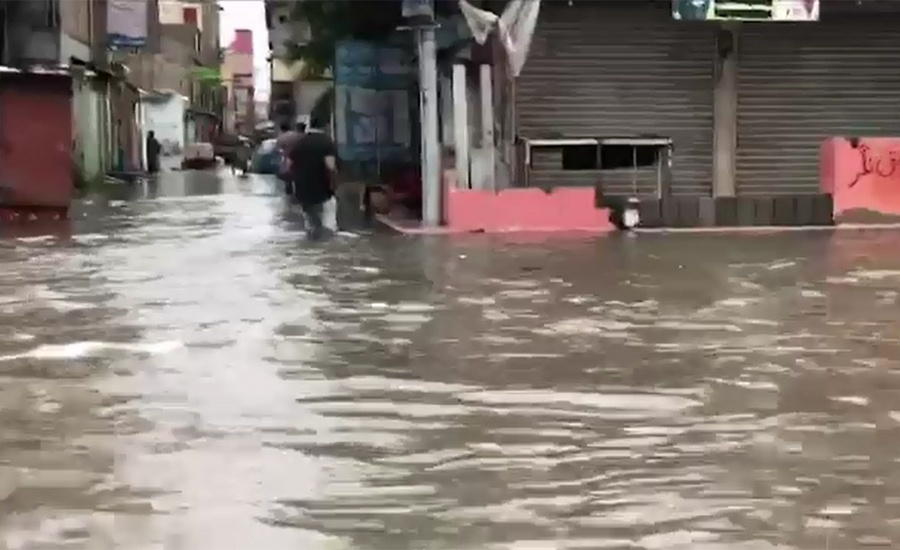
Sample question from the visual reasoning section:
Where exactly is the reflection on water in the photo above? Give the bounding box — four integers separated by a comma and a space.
2, 171, 900, 548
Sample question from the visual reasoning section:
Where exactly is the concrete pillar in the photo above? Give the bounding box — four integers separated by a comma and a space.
713, 24, 739, 197
479, 64, 495, 192
452, 64, 470, 190
417, 26, 441, 227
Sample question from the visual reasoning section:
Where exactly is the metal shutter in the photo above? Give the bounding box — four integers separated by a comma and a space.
516, 1, 715, 196
737, 15, 900, 195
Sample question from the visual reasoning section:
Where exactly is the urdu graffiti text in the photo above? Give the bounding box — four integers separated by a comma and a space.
847, 144, 900, 188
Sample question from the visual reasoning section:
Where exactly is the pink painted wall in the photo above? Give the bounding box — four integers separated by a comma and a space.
441, 168, 614, 233
224, 30, 254, 85
821, 137, 900, 219
231, 29, 253, 56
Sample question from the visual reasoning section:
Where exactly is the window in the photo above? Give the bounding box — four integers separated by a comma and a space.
561, 145, 598, 171
599, 145, 658, 170
182, 7, 199, 26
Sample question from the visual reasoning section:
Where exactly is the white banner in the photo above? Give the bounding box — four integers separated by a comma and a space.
459, 0, 541, 77
108, 0, 148, 48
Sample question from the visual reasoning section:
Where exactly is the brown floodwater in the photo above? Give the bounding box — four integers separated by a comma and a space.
1, 169, 900, 549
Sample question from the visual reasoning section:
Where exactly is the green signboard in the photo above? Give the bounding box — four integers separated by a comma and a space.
192, 67, 221, 83
673, 0, 819, 21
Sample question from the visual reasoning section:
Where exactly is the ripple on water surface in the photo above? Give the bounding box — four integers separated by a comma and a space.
2, 190, 900, 549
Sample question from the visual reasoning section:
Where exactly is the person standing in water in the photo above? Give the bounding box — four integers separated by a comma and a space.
232, 139, 251, 176
286, 115, 338, 239
146, 131, 161, 174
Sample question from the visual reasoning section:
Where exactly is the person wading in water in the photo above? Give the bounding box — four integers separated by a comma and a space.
146, 131, 161, 174
285, 115, 338, 239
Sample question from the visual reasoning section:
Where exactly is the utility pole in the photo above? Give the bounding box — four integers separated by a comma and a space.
403, 0, 441, 228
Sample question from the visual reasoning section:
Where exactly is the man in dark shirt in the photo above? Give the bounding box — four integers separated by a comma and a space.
275, 122, 301, 156
286, 116, 338, 239
146, 131, 161, 174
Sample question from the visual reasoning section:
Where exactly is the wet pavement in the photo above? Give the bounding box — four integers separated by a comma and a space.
2, 168, 900, 549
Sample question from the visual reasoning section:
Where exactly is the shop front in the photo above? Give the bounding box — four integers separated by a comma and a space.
737, 2, 900, 219
738, 4, 900, 195
484, 0, 899, 228
516, 1, 716, 198
437, 0, 719, 233
0, 71, 73, 216
401, 0, 900, 233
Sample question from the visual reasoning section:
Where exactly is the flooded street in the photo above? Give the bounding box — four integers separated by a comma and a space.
3, 169, 900, 549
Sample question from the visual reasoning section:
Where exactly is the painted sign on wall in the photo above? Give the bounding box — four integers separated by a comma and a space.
673, 0, 819, 21
108, 0, 149, 48
334, 41, 413, 162
821, 137, 900, 220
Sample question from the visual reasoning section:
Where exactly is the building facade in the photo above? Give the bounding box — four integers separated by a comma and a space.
0, 0, 113, 211
159, 0, 204, 30
221, 29, 255, 135
159, 23, 198, 98
265, 0, 329, 129
510, 0, 900, 201
269, 57, 297, 128
153, 0, 221, 140
0, 0, 223, 213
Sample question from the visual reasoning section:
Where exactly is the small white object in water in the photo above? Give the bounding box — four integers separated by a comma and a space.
623, 206, 640, 229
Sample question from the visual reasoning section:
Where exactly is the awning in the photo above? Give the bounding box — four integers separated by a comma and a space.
186, 108, 220, 120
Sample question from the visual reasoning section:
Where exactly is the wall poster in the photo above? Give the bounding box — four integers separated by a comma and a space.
673, 0, 819, 21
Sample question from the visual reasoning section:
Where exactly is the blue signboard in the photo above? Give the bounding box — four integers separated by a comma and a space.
334, 41, 414, 162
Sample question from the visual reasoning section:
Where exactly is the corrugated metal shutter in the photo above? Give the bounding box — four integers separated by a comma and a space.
0, 75, 73, 208
737, 14, 900, 195
516, 1, 715, 196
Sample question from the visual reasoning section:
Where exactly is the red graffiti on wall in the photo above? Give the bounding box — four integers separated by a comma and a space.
847, 144, 900, 188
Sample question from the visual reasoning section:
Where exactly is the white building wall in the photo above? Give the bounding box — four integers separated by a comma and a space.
72, 75, 104, 181
60, 33, 90, 65
141, 95, 188, 156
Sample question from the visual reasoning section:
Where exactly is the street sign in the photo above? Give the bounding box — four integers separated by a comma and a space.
673, 0, 819, 21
